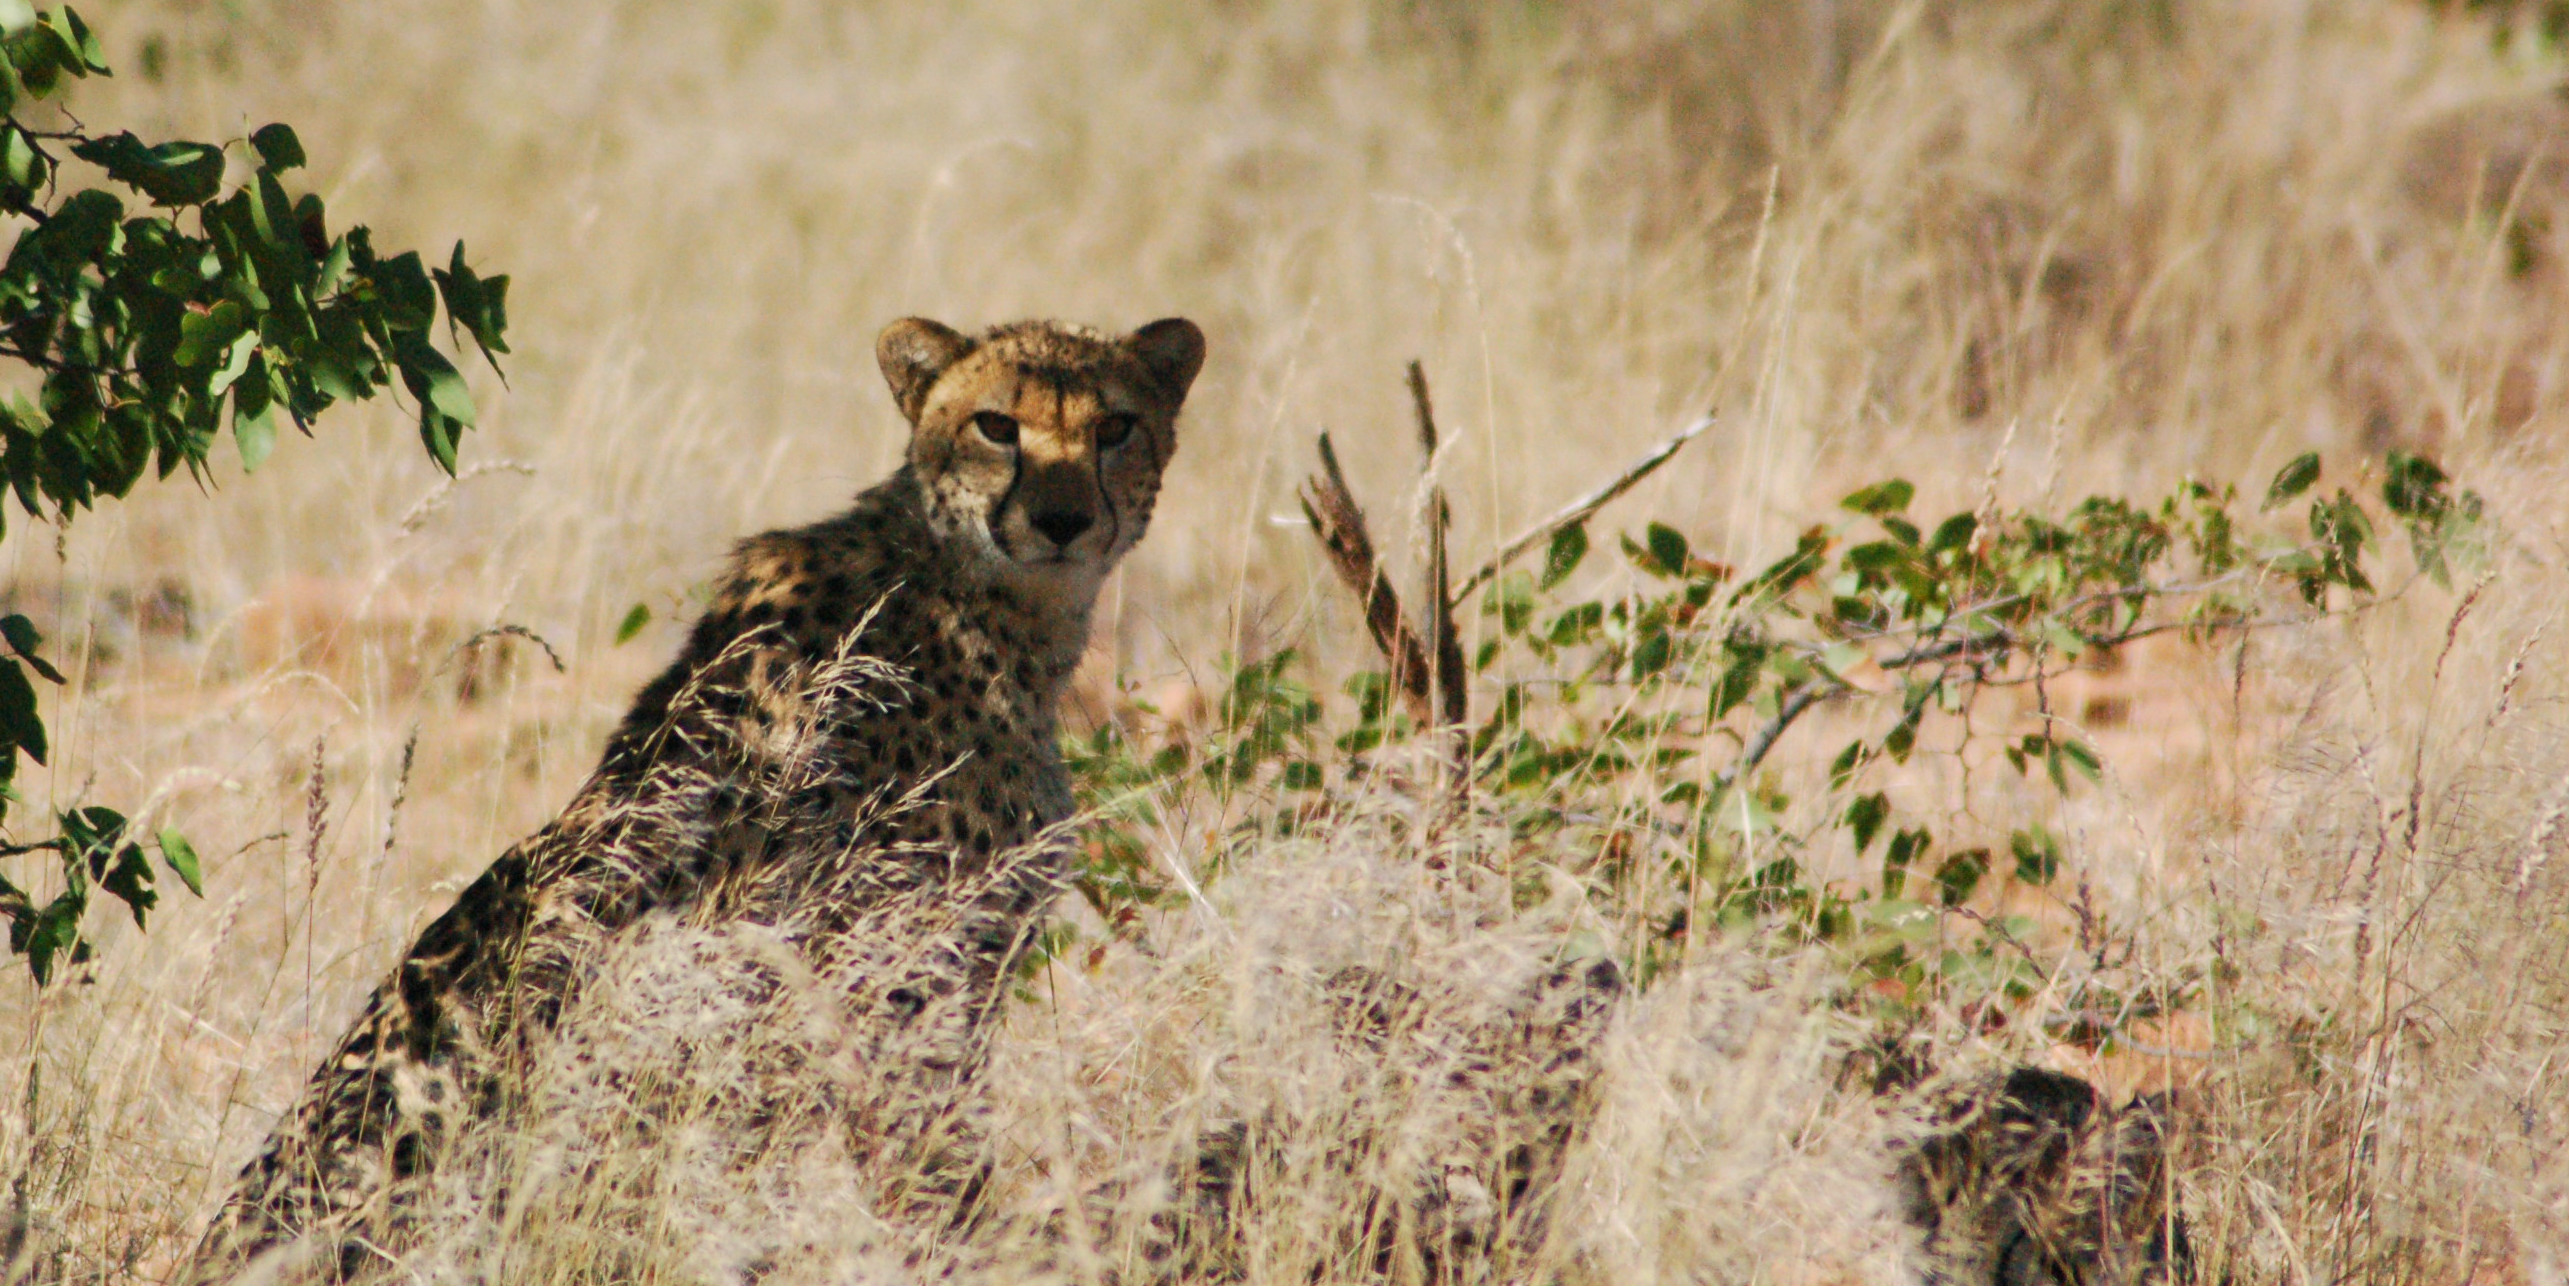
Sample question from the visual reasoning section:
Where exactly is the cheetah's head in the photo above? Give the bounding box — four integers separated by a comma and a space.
877, 316, 1203, 604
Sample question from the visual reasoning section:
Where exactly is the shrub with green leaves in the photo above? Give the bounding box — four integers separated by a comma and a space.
1064, 444, 2479, 1036
0, 5, 508, 983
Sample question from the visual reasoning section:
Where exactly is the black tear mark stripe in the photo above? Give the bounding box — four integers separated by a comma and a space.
1096, 413, 1123, 554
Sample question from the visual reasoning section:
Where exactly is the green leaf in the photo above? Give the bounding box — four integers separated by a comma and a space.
21, 891, 81, 985
208, 329, 260, 395
1545, 599, 1601, 646
1883, 701, 1921, 763
2382, 451, 2449, 521
614, 602, 652, 645
1828, 739, 1865, 789
0, 658, 43, 765
432, 241, 511, 367
2263, 451, 2320, 510
372, 249, 438, 330
158, 827, 203, 897
2011, 827, 2062, 885
1845, 540, 1906, 576
30, 187, 119, 273
244, 171, 302, 258
1630, 626, 1673, 681
315, 234, 353, 295
46, 7, 104, 73
1540, 522, 1588, 589
1280, 760, 1325, 791
0, 615, 56, 684
1935, 848, 1989, 907
1735, 529, 1830, 602
1928, 511, 1978, 555
1846, 792, 1889, 855
1645, 523, 1690, 577
418, 406, 459, 475
0, 9, 90, 98
174, 302, 250, 369
395, 334, 475, 427
1709, 646, 1760, 719
0, 124, 45, 193
249, 123, 306, 172
1884, 827, 1930, 898
62, 806, 126, 867
70, 133, 225, 207
233, 386, 277, 472
1841, 479, 1915, 517
100, 843, 154, 929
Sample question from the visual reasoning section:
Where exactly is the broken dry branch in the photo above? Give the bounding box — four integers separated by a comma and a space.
1450, 413, 1714, 603
1298, 431, 1436, 726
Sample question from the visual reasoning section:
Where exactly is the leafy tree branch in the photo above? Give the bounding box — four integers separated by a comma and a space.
0, 6, 510, 983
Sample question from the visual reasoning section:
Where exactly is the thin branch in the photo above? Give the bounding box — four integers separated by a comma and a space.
1298, 431, 1435, 725
1856, 566, 2282, 670
1704, 573, 2317, 792
1713, 683, 1839, 794
1452, 413, 1712, 603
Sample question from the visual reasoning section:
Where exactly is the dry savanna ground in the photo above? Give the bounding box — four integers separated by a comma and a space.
0, 1, 2565, 1282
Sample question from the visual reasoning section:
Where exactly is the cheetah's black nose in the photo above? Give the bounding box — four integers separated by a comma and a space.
1031, 510, 1094, 549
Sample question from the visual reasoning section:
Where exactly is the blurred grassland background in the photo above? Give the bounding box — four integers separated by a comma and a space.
3, 0, 2569, 1281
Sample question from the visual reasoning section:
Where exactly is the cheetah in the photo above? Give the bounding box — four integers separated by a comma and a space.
184, 315, 1206, 1284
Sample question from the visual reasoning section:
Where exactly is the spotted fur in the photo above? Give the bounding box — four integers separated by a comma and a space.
184, 316, 1205, 1284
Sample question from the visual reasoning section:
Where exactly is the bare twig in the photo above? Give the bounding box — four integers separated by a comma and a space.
1298, 432, 1435, 725
1451, 413, 1712, 603
1713, 683, 1840, 793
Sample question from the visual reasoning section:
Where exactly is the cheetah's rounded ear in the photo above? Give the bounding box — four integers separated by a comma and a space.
1127, 318, 1205, 404
877, 318, 976, 425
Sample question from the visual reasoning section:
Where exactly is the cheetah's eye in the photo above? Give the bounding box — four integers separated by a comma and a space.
1096, 413, 1140, 450
969, 411, 1020, 447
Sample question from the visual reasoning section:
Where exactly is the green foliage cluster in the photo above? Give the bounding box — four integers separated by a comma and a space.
1063, 448, 2479, 1036
0, 7, 505, 983
1063, 651, 1323, 931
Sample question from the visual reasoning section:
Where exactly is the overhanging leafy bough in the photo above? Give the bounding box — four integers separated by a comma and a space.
0, 6, 509, 983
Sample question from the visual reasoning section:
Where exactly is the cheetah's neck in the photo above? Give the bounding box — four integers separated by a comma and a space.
854, 467, 1099, 692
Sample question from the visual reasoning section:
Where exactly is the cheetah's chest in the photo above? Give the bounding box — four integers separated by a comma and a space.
786, 593, 1077, 871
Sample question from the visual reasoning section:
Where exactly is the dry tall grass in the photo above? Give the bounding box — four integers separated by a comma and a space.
0, 0, 2564, 1282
